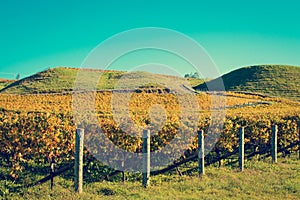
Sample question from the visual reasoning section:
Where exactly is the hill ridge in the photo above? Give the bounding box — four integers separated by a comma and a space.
0, 67, 202, 94
194, 65, 300, 101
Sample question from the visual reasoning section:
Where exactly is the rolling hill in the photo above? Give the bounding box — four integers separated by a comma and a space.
0, 67, 202, 94
1, 65, 299, 100
0, 79, 14, 90
194, 65, 300, 100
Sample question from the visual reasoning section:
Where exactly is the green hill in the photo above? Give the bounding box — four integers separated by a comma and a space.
0, 67, 200, 94
0, 67, 129, 94
2, 65, 299, 98
0, 79, 14, 90
194, 65, 300, 100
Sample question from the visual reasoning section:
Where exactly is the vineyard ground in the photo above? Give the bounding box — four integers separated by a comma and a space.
1, 154, 299, 200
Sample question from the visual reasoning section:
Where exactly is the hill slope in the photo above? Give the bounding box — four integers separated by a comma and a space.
0, 67, 134, 94
0, 67, 200, 94
194, 65, 300, 100
0, 79, 14, 90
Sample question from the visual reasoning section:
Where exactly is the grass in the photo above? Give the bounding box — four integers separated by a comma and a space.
0, 79, 14, 90
1, 65, 300, 101
185, 78, 205, 87
0, 67, 201, 94
1, 155, 299, 199
194, 65, 300, 101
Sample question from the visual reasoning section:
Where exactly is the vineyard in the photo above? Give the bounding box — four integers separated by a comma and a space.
0, 65, 299, 199
0, 0, 300, 196
0, 90, 299, 182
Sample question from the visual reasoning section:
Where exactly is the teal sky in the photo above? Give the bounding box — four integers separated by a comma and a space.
1, 0, 300, 79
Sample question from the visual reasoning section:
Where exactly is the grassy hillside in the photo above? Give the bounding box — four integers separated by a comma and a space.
0, 67, 200, 94
194, 65, 300, 100
2, 65, 299, 99
0, 79, 14, 90
0, 67, 124, 94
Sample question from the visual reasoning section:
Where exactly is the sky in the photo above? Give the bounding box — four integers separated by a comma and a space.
1, 0, 300, 79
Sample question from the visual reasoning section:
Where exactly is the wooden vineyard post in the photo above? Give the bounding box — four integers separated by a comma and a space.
239, 127, 244, 172
75, 128, 84, 193
142, 129, 150, 188
121, 160, 125, 182
271, 125, 278, 163
50, 157, 56, 191
198, 130, 205, 176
